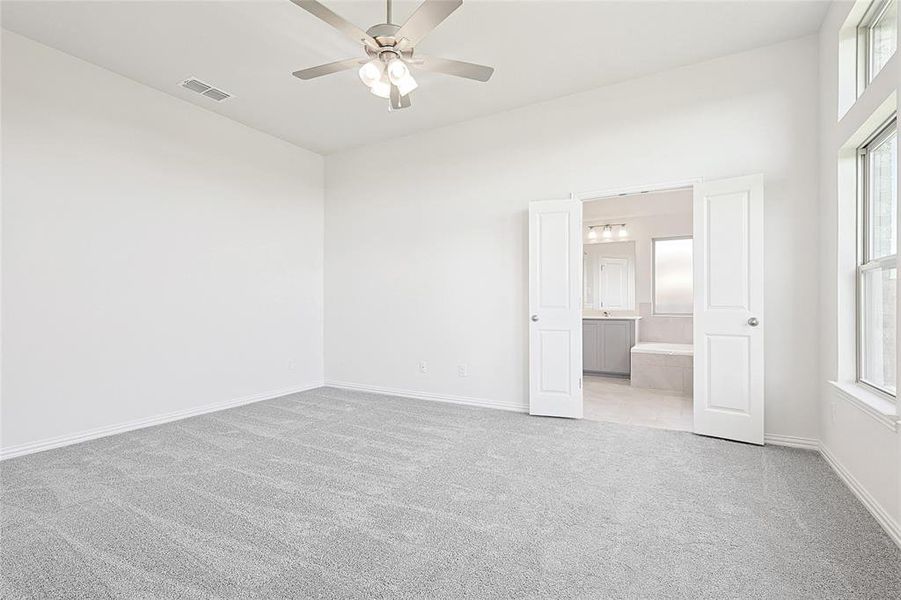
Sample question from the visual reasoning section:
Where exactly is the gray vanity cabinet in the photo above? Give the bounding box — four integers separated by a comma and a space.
583, 320, 600, 372
582, 319, 636, 375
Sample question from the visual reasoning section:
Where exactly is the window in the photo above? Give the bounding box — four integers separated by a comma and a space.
860, 0, 897, 87
858, 118, 897, 397
653, 237, 693, 315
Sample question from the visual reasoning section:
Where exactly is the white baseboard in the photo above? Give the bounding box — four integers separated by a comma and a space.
753, 436, 900, 548
0, 381, 323, 461
324, 380, 529, 413
820, 442, 901, 549
764, 433, 819, 450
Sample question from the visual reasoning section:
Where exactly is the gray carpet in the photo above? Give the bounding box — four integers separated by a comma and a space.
2, 387, 900, 599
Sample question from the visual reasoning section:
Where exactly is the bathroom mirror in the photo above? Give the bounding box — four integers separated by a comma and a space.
583, 241, 636, 310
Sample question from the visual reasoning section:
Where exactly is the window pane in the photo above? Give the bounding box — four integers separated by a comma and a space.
861, 266, 897, 395
870, 0, 897, 80
654, 238, 692, 314
868, 129, 897, 259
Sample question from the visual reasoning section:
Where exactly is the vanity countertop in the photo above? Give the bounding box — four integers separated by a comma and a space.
582, 315, 642, 320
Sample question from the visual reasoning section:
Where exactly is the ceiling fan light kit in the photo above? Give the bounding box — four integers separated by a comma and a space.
358, 60, 383, 87
290, 0, 494, 111
370, 76, 392, 99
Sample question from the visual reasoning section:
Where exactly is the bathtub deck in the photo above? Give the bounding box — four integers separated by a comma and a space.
631, 342, 694, 356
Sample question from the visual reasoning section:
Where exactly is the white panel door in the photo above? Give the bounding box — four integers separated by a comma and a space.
529, 198, 583, 418
693, 175, 764, 445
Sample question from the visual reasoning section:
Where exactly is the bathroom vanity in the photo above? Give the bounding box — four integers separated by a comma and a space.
582, 316, 640, 376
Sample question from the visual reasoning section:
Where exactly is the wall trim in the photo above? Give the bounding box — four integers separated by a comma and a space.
327, 384, 822, 450
820, 442, 901, 549
828, 381, 899, 431
763, 433, 819, 450
324, 380, 529, 413
573, 178, 702, 202
0, 381, 324, 461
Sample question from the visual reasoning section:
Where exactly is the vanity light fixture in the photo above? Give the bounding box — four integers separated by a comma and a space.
587, 223, 628, 241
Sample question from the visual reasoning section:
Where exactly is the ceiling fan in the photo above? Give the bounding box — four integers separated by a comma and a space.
290, 0, 494, 110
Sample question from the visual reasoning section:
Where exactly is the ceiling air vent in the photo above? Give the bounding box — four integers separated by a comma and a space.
181, 78, 232, 102
202, 88, 231, 102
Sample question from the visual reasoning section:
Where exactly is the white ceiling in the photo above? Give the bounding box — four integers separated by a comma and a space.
1, 0, 830, 155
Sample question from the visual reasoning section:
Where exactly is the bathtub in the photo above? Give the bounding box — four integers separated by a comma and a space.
630, 342, 694, 395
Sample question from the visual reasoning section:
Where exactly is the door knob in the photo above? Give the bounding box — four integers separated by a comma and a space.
531, 314, 539, 322
747, 317, 759, 327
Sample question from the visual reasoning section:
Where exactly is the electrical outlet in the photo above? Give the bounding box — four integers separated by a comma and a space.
418, 361, 427, 374
457, 364, 468, 377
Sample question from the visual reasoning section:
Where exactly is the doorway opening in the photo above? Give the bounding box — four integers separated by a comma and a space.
528, 174, 763, 443
581, 187, 694, 431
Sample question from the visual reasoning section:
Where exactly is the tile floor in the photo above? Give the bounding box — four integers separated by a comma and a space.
583, 374, 693, 431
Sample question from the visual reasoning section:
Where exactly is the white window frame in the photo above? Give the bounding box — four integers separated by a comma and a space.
857, 116, 897, 399
652, 235, 693, 317
858, 0, 897, 91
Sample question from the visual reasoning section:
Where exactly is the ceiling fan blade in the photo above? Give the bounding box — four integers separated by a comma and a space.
410, 55, 494, 82
292, 57, 362, 80
389, 85, 412, 110
288, 0, 379, 49
395, 0, 462, 48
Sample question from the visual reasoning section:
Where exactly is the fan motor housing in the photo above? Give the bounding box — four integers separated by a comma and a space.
366, 23, 400, 41
365, 22, 412, 55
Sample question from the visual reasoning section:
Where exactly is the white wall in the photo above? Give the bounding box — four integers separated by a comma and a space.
817, 2, 900, 543
1, 32, 325, 453
325, 36, 821, 439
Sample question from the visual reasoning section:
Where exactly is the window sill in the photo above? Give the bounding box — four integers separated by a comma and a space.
828, 381, 898, 431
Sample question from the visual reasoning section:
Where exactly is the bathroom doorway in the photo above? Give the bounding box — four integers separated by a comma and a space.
528, 175, 765, 443
581, 187, 695, 431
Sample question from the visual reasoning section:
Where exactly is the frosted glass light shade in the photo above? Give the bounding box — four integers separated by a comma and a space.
395, 73, 418, 96
358, 60, 383, 87
370, 73, 391, 98
387, 59, 409, 84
